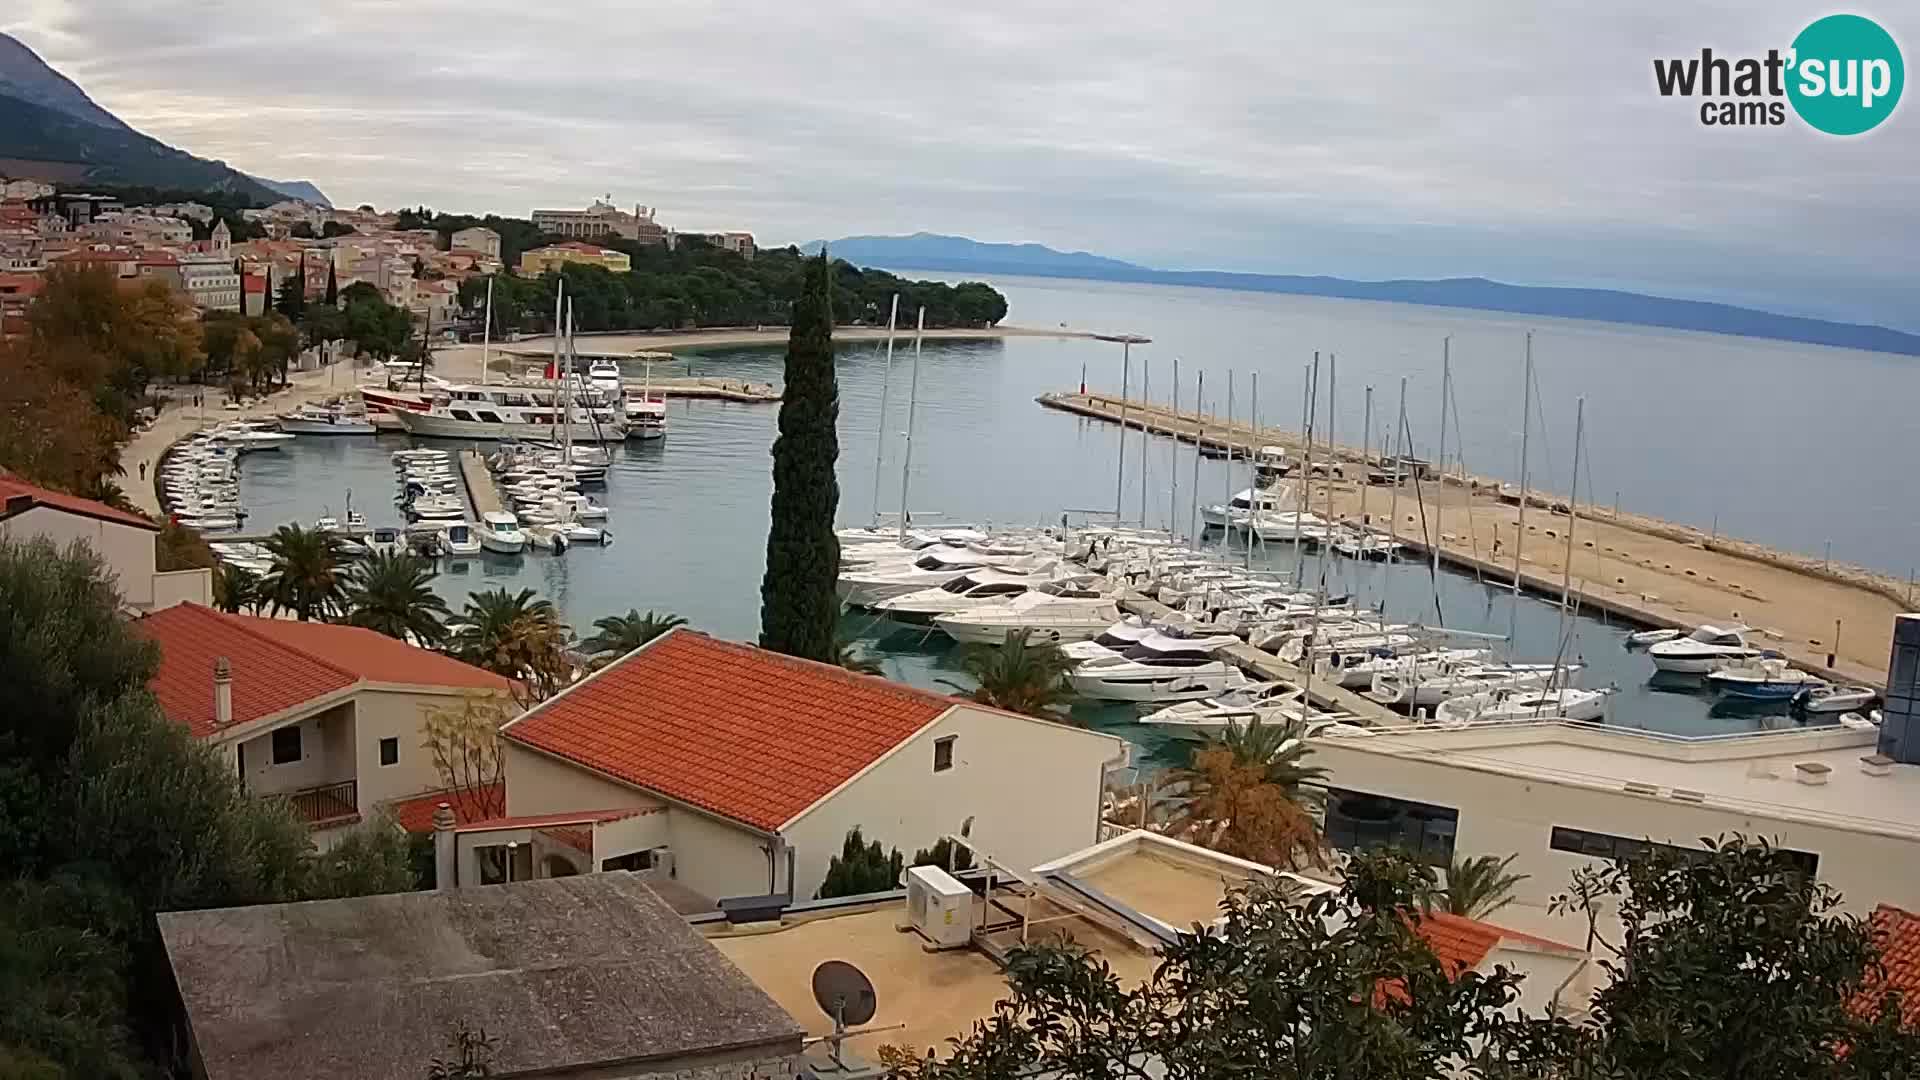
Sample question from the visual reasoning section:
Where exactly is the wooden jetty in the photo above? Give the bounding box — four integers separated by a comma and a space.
1045, 390, 1903, 684
458, 450, 502, 519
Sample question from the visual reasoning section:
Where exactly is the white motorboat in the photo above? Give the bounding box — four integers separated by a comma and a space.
1625, 627, 1683, 648
1705, 658, 1825, 704
624, 389, 667, 440
1137, 682, 1317, 739
440, 521, 483, 557
1061, 616, 1159, 663
555, 520, 614, 545
1435, 686, 1615, 724
408, 497, 468, 521
523, 524, 571, 554
279, 402, 378, 435
1315, 646, 1490, 691
1368, 661, 1572, 710
587, 357, 624, 397
837, 546, 1053, 608
1200, 486, 1292, 529
1249, 512, 1338, 545
1067, 628, 1248, 703
1839, 711, 1882, 731
1648, 624, 1763, 674
933, 584, 1126, 645
479, 511, 527, 554
365, 527, 404, 558
392, 381, 627, 441
1791, 683, 1881, 716
872, 567, 1064, 624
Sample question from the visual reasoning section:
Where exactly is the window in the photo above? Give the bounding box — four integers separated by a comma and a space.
379, 737, 399, 766
1324, 787, 1458, 865
271, 725, 302, 765
1549, 826, 1819, 876
933, 736, 957, 773
601, 850, 655, 872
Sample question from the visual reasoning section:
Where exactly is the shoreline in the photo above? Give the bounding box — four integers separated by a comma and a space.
496, 324, 1092, 358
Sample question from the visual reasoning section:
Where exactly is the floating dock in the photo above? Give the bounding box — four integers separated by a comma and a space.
1044, 390, 1903, 684
459, 450, 503, 519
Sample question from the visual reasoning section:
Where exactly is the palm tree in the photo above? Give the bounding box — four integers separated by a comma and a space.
581, 609, 687, 663
955, 629, 1075, 719
1167, 717, 1328, 869
342, 552, 449, 647
450, 588, 572, 702
260, 523, 346, 621
1438, 853, 1530, 918
215, 563, 261, 614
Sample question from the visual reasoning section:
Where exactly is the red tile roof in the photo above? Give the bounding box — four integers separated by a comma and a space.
1864, 904, 1920, 1025
134, 604, 510, 738
458, 807, 653, 832
1412, 912, 1506, 976
384, 783, 506, 833
0, 471, 157, 530
504, 629, 959, 831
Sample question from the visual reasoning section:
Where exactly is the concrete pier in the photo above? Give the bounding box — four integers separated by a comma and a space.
459, 450, 502, 520
1047, 390, 1903, 684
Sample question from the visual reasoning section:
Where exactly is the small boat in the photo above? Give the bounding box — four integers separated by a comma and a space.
1648, 624, 1763, 674
365, 527, 404, 558
441, 521, 483, 557
1839, 711, 1881, 731
1066, 628, 1247, 703
1791, 683, 1882, 716
408, 497, 468, 521
279, 402, 378, 435
1625, 627, 1682, 648
1137, 682, 1315, 739
1704, 658, 1826, 702
479, 511, 527, 554
522, 524, 571, 554
1436, 686, 1615, 724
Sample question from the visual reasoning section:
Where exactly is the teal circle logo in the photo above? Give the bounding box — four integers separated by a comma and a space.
1787, 14, 1904, 135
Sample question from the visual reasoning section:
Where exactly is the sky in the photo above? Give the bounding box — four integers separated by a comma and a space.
6, 1, 1917, 328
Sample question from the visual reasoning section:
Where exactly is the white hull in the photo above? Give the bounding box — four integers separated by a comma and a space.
480, 533, 526, 554
394, 410, 624, 442
934, 616, 1116, 646
1436, 687, 1613, 724
279, 417, 378, 435
1649, 649, 1761, 674
1067, 663, 1243, 703
1369, 665, 1565, 709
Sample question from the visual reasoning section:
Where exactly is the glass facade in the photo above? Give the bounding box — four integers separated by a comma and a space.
1550, 826, 1818, 876
1880, 614, 1920, 764
1323, 787, 1459, 865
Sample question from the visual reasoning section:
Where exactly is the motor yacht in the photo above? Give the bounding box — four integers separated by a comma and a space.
1435, 686, 1614, 724
479, 511, 527, 554
1137, 682, 1323, 739
933, 583, 1126, 645
1066, 628, 1248, 703
1647, 625, 1764, 673
1705, 657, 1825, 703
837, 546, 1054, 608
872, 566, 1065, 623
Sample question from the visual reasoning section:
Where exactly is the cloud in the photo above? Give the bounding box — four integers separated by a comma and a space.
6, 0, 1915, 326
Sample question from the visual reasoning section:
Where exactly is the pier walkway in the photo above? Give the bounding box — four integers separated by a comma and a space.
1046, 391, 1904, 684
459, 451, 503, 520
1116, 593, 1409, 728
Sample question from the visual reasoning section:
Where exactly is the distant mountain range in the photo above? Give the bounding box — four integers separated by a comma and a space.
815, 233, 1920, 358
0, 32, 330, 206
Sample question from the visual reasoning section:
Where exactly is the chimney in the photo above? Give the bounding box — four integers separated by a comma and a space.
433, 803, 457, 890
213, 657, 233, 729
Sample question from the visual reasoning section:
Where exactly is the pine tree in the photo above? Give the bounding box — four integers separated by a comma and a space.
757, 251, 841, 663
277, 252, 306, 320
323, 259, 338, 306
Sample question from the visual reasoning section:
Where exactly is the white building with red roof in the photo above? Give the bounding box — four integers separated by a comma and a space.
134, 603, 512, 845
0, 472, 209, 611
494, 628, 1131, 908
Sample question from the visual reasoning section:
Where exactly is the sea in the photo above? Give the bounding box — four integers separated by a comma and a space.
228, 274, 1919, 767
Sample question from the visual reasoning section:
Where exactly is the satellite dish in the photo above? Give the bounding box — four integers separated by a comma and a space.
811, 960, 878, 1027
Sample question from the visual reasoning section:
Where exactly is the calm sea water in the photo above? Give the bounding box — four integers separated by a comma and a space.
233, 276, 1904, 763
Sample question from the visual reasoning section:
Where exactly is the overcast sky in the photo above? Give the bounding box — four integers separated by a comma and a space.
7, 1, 1916, 327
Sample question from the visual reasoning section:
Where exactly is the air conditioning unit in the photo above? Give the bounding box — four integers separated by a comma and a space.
647, 846, 675, 877
905, 865, 973, 949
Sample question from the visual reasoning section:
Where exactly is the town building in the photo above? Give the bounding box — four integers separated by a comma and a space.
134, 251, 182, 291
178, 254, 241, 312
450, 225, 500, 258
29, 191, 122, 226
48, 245, 140, 278
83, 211, 193, 246
518, 240, 632, 275
677, 230, 757, 258
0, 178, 54, 200
409, 276, 459, 329
132, 603, 512, 845
145, 200, 215, 224
532, 200, 669, 244
490, 629, 1131, 906
158, 874, 806, 1080
241, 271, 269, 316
0, 273, 42, 337
1306, 671, 1920, 937
0, 474, 210, 611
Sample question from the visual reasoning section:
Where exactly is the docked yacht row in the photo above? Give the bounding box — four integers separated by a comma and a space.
157, 421, 298, 531
1629, 623, 1882, 719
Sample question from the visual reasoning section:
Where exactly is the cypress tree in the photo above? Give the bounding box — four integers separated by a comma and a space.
323, 259, 338, 306
758, 252, 841, 662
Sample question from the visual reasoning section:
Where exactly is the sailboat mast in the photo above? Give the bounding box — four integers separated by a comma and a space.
1511, 331, 1533, 644
1386, 376, 1406, 574
1222, 371, 1234, 548
1189, 370, 1204, 545
896, 307, 925, 541
1169, 357, 1180, 536
1114, 341, 1131, 520
1561, 397, 1585, 621
869, 294, 899, 526
480, 276, 493, 387
1139, 354, 1150, 528
1324, 354, 1337, 530
1294, 355, 1317, 583
1245, 372, 1258, 571
1359, 386, 1372, 540
1434, 337, 1449, 580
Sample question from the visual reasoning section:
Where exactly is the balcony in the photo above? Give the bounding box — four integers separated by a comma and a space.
274, 780, 360, 828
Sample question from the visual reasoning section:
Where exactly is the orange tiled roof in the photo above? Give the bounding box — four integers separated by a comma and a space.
1864, 904, 1920, 1025
1412, 912, 1506, 975
503, 629, 958, 831
0, 471, 157, 530
134, 604, 510, 738
384, 783, 506, 833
